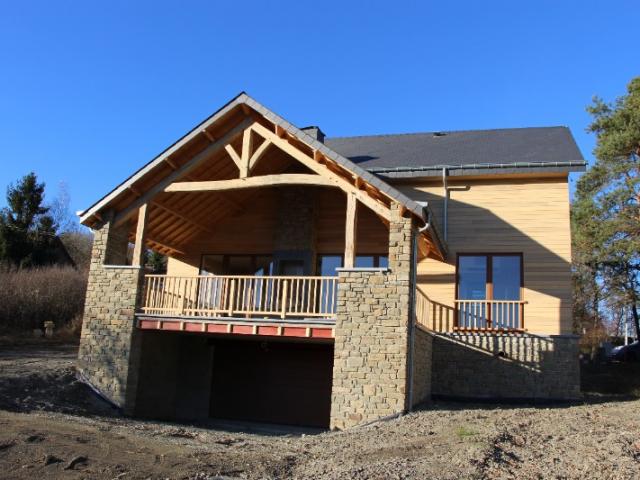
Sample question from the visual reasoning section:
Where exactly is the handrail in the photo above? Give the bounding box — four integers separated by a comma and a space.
141, 274, 339, 320
415, 289, 526, 332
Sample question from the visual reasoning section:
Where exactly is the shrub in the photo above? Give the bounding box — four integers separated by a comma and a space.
0, 266, 87, 333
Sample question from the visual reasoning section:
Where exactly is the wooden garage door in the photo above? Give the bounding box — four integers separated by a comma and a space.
210, 340, 334, 428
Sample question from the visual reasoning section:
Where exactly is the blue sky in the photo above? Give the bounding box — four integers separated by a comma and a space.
0, 1, 637, 215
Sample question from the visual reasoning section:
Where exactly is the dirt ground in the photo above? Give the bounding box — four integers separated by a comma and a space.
0, 343, 639, 479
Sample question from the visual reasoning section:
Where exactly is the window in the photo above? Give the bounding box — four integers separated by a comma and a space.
456, 254, 523, 329
200, 254, 274, 276
316, 254, 389, 275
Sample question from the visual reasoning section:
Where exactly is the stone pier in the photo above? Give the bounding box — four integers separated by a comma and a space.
77, 215, 144, 413
330, 204, 416, 429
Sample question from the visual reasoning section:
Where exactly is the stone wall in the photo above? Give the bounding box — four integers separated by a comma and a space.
273, 187, 317, 274
431, 332, 581, 400
411, 325, 433, 407
330, 204, 415, 429
77, 217, 144, 413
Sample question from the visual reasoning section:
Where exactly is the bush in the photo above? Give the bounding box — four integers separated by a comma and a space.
0, 266, 88, 333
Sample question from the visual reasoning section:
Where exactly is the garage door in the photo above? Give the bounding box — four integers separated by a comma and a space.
210, 339, 333, 428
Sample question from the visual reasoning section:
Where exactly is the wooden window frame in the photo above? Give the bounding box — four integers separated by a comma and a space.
455, 253, 524, 329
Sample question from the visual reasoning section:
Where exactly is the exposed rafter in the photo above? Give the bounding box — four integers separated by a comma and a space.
151, 201, 215, 234
249, 122, 393, 221
113, 117, 253, 226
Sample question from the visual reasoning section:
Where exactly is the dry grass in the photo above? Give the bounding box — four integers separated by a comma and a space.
0, 266, 87, 334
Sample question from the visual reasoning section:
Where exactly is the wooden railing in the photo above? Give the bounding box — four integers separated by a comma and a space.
455, 300, 525, 331
415, 289, 525, 332
141, 274, 339, 320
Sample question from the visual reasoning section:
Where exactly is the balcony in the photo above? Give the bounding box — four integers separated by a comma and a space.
136, 274, 339, 339
415, 290, 526, 332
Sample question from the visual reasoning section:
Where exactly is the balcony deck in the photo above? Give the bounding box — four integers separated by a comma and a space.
136, 274, 338, 340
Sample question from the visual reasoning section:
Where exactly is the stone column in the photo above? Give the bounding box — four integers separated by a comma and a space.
78, 214, 144, 414
272, 187, 317, 274
330, 203, 416, 429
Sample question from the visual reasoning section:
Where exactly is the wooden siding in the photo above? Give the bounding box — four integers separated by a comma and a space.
166, 188, 389, 275
397, 175, 572, 335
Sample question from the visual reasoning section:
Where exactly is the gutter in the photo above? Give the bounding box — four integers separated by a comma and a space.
367, 160, 587, 174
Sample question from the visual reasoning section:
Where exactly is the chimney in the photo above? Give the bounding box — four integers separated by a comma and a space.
301, 126, 326, 143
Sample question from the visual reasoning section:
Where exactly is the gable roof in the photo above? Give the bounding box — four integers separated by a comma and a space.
79, 92, 447, 255
326, 127, 586, 178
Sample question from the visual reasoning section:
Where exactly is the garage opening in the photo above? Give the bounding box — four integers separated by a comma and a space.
210, 338, 334, 428
135, 331, 334, 429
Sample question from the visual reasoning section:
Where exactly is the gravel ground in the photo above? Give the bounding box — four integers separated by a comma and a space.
0, 343, 639, 479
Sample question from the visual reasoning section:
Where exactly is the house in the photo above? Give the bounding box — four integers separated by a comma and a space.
77, 93, 585, 429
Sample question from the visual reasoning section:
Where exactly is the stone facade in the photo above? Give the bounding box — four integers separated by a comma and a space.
411, 325, 433, 407
430, 332, 581, 400
77, 216, 144, 413
330, 204, 415, 429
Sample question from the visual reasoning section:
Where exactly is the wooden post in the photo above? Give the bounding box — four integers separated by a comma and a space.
240, 127, 253, 178
179, 278, 188, 315
281, 280, 289, 319
228, 279, 235, 316
344, 193, 358, 268
132, 203, 149, 267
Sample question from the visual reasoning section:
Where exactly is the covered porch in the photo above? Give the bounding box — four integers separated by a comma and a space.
76, 93, 441, 429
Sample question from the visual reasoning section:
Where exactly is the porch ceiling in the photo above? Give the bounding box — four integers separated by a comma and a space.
80, 93, 447, 260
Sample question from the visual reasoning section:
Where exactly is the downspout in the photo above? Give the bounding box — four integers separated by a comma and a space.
442, 167, 448, 242
407, 212, 429, 411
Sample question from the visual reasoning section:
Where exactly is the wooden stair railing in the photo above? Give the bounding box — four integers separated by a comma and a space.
415, 289, 526, 332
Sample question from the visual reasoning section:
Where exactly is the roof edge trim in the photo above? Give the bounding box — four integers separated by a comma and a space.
366, 160, 587, 174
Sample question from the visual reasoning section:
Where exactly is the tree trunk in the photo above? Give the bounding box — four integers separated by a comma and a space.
591, 267, 599, 360
631, 301, 640, 342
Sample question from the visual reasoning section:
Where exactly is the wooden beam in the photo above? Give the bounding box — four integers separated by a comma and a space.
201, 129, 215, 142
164, 174, 335, 193
225, 144, 242, 171
250, 122, 392, 221
240, 128, 253, 178
132, 203, 149, 267
165, 157, 178, 170
248, 139, 272, 172
146, 238, 184, 256
113, 117, 253, 226
344, 193, 358, 268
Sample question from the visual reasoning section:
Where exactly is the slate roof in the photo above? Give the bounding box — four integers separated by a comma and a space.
325, 127, 585, 177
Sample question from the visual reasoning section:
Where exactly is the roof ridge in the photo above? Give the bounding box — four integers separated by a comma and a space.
326, 125, 569, 141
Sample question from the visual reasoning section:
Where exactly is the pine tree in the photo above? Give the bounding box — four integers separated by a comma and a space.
573, 77, 640, 340
0, 172, 57, 267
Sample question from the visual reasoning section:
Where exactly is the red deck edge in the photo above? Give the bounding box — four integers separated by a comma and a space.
137, 318, 334, 340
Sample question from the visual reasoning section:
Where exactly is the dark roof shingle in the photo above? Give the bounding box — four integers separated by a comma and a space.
325, 126, 584, 173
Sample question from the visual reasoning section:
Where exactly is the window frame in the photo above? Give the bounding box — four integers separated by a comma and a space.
316, 253, 389, 275
455, 253, 524, 302
199, 254, 274, 276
